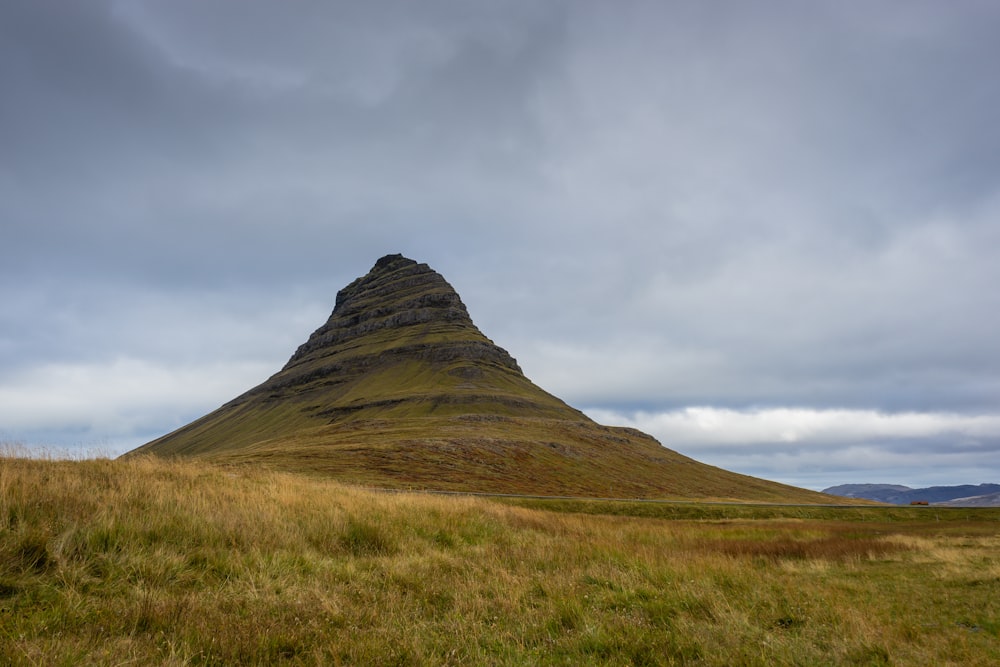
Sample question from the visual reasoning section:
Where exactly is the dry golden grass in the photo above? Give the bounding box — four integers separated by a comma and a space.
2, 453, 999, 665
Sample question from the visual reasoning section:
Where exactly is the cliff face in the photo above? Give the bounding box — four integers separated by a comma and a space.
129, 254, 836, 503
283, 254, 519, 374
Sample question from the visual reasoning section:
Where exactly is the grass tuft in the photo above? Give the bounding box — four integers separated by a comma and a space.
9, 531, 53, 572
340, 518, 396, 557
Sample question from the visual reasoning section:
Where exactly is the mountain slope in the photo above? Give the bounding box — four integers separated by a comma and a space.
130, 254, 836, 503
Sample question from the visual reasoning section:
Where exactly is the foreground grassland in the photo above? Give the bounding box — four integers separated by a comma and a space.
2, 456, 998, 666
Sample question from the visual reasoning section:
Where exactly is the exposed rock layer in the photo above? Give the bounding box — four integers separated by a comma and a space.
284, 255, 516, 371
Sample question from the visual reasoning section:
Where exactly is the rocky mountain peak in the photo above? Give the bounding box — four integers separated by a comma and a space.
282, 254, 515, 374
334, 253, 420, 309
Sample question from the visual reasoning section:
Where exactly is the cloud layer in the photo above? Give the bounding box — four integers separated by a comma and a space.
3, 1, 999, 488
588, 407, 1000, 489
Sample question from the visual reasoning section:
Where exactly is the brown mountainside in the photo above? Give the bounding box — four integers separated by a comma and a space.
129, 254, 836, 503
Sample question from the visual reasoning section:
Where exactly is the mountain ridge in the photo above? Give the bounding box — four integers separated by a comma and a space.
823, 482, 1000, 505
935, 491, 1000, 507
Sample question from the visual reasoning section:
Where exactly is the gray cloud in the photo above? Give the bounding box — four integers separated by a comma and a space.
3, 1, 999, 487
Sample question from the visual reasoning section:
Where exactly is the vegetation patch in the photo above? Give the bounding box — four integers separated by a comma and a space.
340, 518, 396, 557
692, 535, 906, 562
2, 454, 999, 666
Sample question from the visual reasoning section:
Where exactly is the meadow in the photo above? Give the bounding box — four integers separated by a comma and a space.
2, 453, 998, 665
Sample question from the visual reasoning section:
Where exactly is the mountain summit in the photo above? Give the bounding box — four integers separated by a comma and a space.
130, 254, 831, 502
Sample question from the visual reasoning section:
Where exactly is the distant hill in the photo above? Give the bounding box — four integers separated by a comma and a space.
934, 492, 1000, 508
823, 484, 911, 500
129, 254, 837, 503
823, 483, 1000, 505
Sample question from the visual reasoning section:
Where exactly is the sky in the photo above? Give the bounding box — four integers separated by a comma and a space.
2, 1, 999, 491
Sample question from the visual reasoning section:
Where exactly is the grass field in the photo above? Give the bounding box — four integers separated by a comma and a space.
2, 453, 999, 665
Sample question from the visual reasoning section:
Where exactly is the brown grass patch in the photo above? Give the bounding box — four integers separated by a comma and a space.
693, 535, 906, 561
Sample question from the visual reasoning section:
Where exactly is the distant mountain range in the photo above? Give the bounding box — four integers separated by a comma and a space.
822, 483, 1000, 506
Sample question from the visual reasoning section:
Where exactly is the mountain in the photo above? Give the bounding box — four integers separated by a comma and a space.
935, 492, 1000, 508
130, 254, 836, 502
822, 484, 913, 501
823, 483, 1000, 505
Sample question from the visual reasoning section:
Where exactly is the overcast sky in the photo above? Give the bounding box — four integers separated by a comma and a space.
3, 1, 999, 491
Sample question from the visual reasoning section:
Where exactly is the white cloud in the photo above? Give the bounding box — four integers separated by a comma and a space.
588, 407, 1000, 447
587, 406, 1000, 489
0, 357, 271, 445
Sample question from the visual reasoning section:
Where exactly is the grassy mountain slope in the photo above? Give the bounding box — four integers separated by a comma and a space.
130, 255, 835, 503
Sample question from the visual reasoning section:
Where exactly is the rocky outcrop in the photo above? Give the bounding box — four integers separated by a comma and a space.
252, 340, 523, 399
282, 254, 520, 374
